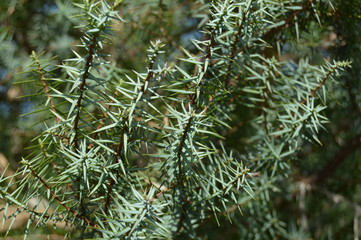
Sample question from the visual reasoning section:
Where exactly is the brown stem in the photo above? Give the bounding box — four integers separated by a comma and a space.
51, 132, 70, 145
303, 134, 361, 185
225, 1, 317, 101
224, 11, 247, 88
33, 55, 78, 191
176, 116, 193, 184
32, 53, 59, 122
299, 66, 336, 107
175, 14, 221, 234
189, 13, 218, 105
263, 0, 315, 41
103, 65, 154, 213
0, 191, 53, 220
103, 124, 127, 213
26, 164, 97, 228
73, 34, 98, 149
274, 65, 337, 139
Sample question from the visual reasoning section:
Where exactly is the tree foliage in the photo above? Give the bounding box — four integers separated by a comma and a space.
0, 0, 359, 239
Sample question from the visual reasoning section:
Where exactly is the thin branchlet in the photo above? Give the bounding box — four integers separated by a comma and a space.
263, 0, 316, 41
25, 163, 97, 228
73, 34, 98, 150
224, 10, 247, 88
104, 59, 155, 213
299, 66, 337, 106
273, 64, 341, 139
32, 53, 59, 122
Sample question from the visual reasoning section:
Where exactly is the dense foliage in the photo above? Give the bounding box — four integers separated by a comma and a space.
0, 0, 360, 239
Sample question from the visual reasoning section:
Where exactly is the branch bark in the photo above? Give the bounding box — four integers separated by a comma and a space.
262, 0, 315, 41
303, 134, 361, 185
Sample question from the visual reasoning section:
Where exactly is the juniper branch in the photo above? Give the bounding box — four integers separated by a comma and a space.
23, 161, 97, 228
73, 34, 98, 150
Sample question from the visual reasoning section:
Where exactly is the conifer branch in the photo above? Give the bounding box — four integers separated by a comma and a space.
224, 11, 247, 88
2, 0, 353, 238
174, 19, 217, 232
24, 162, 97, 228
73, 34, 98, 149
89, 90, 118, 149
32, 53, 59, 122
0, 189, 52, 220
103, 123, 126, 214
174, 5, 234, 231
273, 64, 339, 139
263, 0, 315, 41
299, 66, 336, 106
176, 116, 193, 185
104, 61, 154, 213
